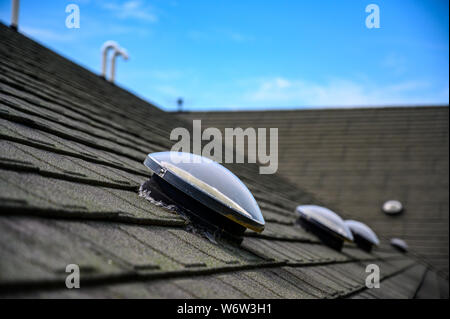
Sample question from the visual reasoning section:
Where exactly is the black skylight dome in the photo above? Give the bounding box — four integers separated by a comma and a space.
344, 220, 379, 252
390, 238, 409, 253
143, 152, 265, 243
296, 205, 353, 251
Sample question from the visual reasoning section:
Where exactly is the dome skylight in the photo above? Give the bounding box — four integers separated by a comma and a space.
143, 152, 265, 242
296, 205, 353, 251
382, 200, 403, 215
390, 238, 408, 253
344, 220, 379, 252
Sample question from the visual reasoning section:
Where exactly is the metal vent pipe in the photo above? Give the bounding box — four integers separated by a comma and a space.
11, 0, 20, 31
109, 48, 129, 83
101, 41, 119, 78
101, 41, 129, 83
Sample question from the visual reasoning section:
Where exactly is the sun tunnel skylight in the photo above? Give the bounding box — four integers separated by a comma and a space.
143, 152, 265, 241
296, 205, 353, 251
382, 200, 403, 215
390, 238, 408, 253
344, 220, 379, 252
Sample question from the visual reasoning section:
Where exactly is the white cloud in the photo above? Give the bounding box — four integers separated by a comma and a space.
102, 0, 158, 23
243, 77, 445, 108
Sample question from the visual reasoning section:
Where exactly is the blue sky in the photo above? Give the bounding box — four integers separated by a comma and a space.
0, 0, 448, 111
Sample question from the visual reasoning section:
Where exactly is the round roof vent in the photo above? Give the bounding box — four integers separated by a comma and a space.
390, 238, 408, 253
345, 220, 379, 252
382, 200, 403, 215
296, 205, 353, 251
143, 152, 265, 242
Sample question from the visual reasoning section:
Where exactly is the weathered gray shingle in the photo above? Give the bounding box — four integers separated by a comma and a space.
183, 106, 449, 278
0, 22, 446, 298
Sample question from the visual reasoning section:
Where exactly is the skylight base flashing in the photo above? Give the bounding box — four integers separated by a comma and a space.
344, 220, 379, 252
353, 234, 374, 253
390, 238, 408, 253
297, 217, 344, 251
146, 174, 246, 245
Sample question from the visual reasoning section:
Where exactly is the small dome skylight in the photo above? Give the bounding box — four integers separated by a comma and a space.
143, 152, 265, 242
296, 205, 353, 251
382, 200, 403, 215
344, 220, 379, 252
390, 238, 408, 253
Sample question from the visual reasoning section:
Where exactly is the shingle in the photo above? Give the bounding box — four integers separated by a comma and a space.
351, 264, 426, 299
108, 187, 182, 220
0, 23, 444, 299
185, 108, 449, 276
1, 118, 60, 149
293, 266, 350, 296
253, 239, 310, 263
270, 267, 329, 298
1, 170, 52, 209
1, 114, 149, 177
0, 139, 136, 186
120, 226, 239, 268
52, 220, 180, 272
1, 101, 145, 163
0, 246, 54, 284
341, 246, 375, 261
313, 265, 362, 291
258, 208, 295, 224
283, 267, 340, 298
294, 242, 349, 262
1, 93, 149, 161
0, 169, 183, 224
0, 217, 125, 284
415, 269, 442, 299
248, 221, 318, 242
242, 237, 292, 262
214, 272, 282, 298
167, 229, 241, 264
242, 269, 315, 299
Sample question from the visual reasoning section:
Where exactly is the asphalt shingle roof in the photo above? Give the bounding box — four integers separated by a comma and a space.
0, 23, 447, 298
182, 106, 449, 279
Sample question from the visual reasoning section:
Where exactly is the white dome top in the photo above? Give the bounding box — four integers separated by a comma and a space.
296, 205, 353, 241
345, 220, 380, 245
144, 152, 265, 232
